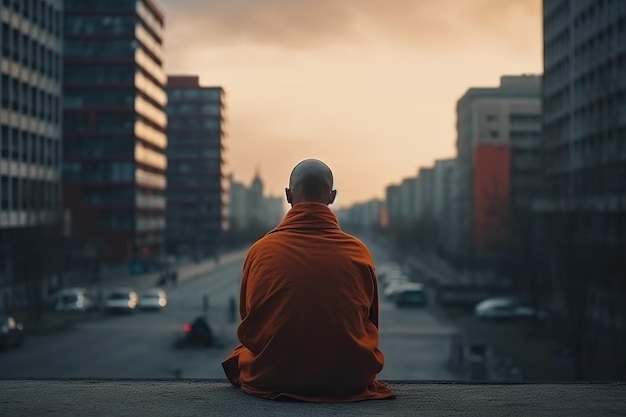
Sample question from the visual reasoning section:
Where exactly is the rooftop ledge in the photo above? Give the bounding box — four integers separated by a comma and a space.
2, 379, 625, 417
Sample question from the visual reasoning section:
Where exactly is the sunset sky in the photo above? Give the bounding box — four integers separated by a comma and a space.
159, 0, 543, 208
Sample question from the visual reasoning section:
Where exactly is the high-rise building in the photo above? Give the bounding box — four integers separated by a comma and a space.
1, 0, 64, 311
62, 0, 167, 263
454, 75, 542, 260
542, 0, 626, 238
165, 75, 228, 256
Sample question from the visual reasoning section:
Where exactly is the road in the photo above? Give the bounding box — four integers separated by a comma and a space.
0, 236, 459, 381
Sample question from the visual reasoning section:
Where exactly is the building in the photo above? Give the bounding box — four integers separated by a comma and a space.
454, 75, 542, 260
385, 184, 401, 230
62, 0, 167, 264
540, 0, 626, 377
416, 167, 435, 220
432, 159, 456, 252
335, 199, 382, 231
0, 0, 64, 312
542, 0, 626, 234
399, 176, 418, 224
0, 0, 64, 308
228, 173, 285, 234
165, 75, 228, 256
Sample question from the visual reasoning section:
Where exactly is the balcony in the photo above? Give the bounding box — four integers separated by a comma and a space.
1, 380, 623, 416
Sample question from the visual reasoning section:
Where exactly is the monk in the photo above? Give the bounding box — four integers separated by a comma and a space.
222, 158, 395, 402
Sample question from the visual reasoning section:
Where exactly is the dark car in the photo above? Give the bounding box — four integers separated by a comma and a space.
0, 315, 24, 351
395, 287, 428, 307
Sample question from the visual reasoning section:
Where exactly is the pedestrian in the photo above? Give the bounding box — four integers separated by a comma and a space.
222, 158, 395, 402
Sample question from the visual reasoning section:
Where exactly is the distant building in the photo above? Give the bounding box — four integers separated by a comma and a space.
454, 75, 542, 259
229, 173, 285, 233
385, 184, 402, 229
62, 0, 167, 263
399, 177, 418, 224
0, 0, 64, 311
416, 167, 435, 220
432, 159, 456, 252
165, 75, 228, 256
335, 199, 382, 231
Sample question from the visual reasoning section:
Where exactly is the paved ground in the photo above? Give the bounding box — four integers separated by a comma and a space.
2, 380, 625, 417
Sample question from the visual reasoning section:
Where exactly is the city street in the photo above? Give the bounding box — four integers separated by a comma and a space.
0, 238, 460, 381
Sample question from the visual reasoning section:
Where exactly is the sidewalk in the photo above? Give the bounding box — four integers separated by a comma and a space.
407, 253, 575, 381
68, 249, 248, 294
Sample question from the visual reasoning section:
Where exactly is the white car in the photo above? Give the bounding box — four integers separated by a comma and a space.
105, 289, 139, 313
475, 297, 550, 322
139, 289, 168, 310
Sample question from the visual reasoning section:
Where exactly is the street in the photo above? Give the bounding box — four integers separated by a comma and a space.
0, 239, 460, 381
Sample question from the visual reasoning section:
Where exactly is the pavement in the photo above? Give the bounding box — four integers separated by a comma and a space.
362, 234, 577, 381
1, 380, 624, 417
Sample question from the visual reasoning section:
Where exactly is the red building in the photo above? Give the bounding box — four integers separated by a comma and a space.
62, 0, 167, 263
165, 76, 228, 257
472, 144, 511, 252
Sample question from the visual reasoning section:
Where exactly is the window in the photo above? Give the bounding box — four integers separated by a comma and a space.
64, 113, 89, 132
0, 175, 9, 209
203, 118, 220, 129
509, 113, 540, 123
489, 130, 499, 139
201, 89, 221, 100
201, 104, 220, 115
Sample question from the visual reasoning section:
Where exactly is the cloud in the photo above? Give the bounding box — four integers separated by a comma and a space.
159, 0, 541, 50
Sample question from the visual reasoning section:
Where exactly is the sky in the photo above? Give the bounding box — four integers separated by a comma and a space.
159, 0, 543, 208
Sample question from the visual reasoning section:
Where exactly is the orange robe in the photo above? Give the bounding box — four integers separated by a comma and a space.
222, 202, 395, 402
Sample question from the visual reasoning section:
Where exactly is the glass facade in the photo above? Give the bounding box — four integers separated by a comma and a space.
63, 0, 167, 262
0, 0, 63, 228
165, 77, 227, 255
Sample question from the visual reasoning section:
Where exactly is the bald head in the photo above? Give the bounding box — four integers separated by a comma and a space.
286, 159, 337, 206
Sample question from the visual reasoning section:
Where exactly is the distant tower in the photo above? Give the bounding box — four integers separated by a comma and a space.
249, 169, 264, 225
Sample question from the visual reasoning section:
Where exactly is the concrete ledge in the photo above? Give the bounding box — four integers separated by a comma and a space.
1, 379, 625, 416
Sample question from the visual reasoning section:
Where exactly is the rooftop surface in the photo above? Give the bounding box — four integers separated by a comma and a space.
2, 380, 625, 417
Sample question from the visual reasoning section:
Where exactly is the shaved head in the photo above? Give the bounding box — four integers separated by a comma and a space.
286, 159, 336, 206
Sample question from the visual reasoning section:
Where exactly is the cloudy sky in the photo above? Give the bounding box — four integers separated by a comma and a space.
159, 0, 542, 208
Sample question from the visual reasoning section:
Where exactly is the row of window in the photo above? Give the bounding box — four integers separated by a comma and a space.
167, 117, 221, 130
167, 147, 222, 159
167, 132, 223, 143
0, 175, 59, 211
1, 22, 61, 81
65, 16, 136, 37
1, 74, 61, 123
166, 103, 221, 116
0, 125, 59, 167
64, 161, 136, 182
168, 88, 222, 101
167, 160, 221, 173
2, 0, 61, 38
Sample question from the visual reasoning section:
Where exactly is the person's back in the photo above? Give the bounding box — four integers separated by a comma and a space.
222, 159, 394, 402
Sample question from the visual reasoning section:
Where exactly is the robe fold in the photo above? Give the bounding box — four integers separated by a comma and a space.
222, 202, 395, 402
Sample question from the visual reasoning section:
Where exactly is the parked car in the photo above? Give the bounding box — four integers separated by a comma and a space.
474, 297, 551, 322
52, 288, 95, 313
394, 284, 427, 308
105, 288, 139, 314
139, 289, 168, 310
384, 280, 417, 299
0, 315, 24, 351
